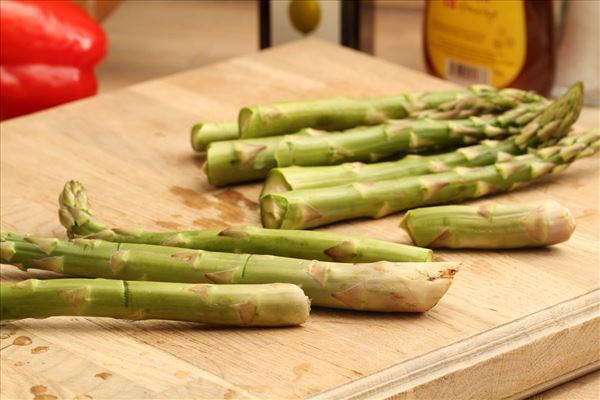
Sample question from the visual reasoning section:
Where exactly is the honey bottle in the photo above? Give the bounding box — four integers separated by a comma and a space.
423, 0, 555, 95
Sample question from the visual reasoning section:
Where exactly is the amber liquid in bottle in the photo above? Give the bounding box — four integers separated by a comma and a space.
423, 0, 555, 96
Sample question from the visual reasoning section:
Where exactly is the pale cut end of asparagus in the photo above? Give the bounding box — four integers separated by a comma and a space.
400, 201, 576, 249
261, 195, 287, 229
261, 169, 293, 197
190, 121, 239, 152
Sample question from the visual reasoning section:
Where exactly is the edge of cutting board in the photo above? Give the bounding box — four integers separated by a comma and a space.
311, 289, 600, 400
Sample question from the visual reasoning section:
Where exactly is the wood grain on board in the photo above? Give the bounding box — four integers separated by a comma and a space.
1, 39, 599, 399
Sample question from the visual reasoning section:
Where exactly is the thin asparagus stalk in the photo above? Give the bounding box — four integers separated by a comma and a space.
0, 278, 310, 326
205, 127, 331, 186
260, 130, 599, 229
58, 180, 432, 262
239, 86, 543, 138
261, 139, 521, 196
1, 235, 458, 312
259, 90, 569, 196
191, 121, 239, 152
400, 201, 576, 248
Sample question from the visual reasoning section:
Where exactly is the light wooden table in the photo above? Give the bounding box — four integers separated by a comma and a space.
1, 39, 599, 400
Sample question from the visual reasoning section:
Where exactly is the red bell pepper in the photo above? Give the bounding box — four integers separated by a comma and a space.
0, 0, 107, 120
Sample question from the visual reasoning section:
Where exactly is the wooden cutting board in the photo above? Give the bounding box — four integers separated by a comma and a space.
1, 39, 598, 400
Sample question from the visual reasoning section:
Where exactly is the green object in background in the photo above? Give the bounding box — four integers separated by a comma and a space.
400, 201, 576, 249
0, 278, 310, 327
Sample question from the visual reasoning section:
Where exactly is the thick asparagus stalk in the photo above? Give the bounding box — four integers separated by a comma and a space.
261, 130, 599, 229
1, 235, 458, 312
239, 86, 543, 138
0, 278, 310, 326
191, 121, 239, 152
400, 201, 576, 248
205, 127, 331, 186
58, 180, 432, 262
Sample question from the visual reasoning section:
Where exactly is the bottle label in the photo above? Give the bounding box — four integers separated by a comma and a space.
426, 0, 526, 87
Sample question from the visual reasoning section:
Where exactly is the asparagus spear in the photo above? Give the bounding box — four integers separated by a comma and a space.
239, 86, 543, 138
400, 201, 576, 248
58, 180, 432, 262
262, 139, 522, 196
191, 121, 239, 152
260, 130, 599, 229
205, 127, 331, 186
0, 278, 310, 326
1, 235, 458, 312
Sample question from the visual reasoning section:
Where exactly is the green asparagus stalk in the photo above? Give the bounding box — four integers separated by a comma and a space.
58, 180, 432, 262
260, 130, 599, 229
239, 86, 543, 138
1, 235, 458, 312
205, 127, 331, 186
191, 121, 239, 152
0, 278, 310, 326
260, 83, 581, 195
262, 139, 522, 196
400, 201, 576, 248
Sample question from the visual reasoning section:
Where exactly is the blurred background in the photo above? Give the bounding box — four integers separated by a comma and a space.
85, 0, 427, 92
2, 0, 599, 125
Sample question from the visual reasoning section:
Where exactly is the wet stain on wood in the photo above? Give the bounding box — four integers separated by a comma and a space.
30, 385, 47, 395
223, 388, 236, 400
14, 361, 25, 366
193, 218, 224, 228
34, 395, 58, 400
214, 189, 258, 210
13, 336, 32, 346
170, 186, 209, 210
94, 372, 112, 380
31, 346, 49, 354
170, 185, 255, 223
155, 220, 182, 230
292, 362, 311, 381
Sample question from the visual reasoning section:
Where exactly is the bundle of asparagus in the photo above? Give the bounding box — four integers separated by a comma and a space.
205, 102, 548, 186
261, 130, 599, 229
1, 233, 459, 312
0, 279, 310, 326
191, 85, 545, 151
58, 180, 433, 262
260, 84, 591, 229
202, 86, 549, 186
400, 201, 576, 249
261, 83, 580, 195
